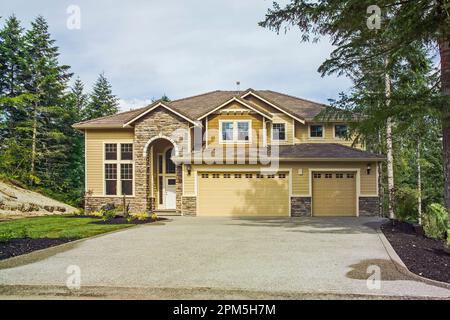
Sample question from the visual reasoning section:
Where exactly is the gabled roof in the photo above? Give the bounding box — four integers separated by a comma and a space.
73, 89, 328, 129
277, 143, 385, 160
197, 96, 272, 120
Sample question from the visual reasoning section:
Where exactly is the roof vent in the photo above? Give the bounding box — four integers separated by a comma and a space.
236, 81, 241, 92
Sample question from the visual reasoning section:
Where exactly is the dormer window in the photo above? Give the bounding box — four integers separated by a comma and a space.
309, 125, 324, 138
219, 120, 251, 143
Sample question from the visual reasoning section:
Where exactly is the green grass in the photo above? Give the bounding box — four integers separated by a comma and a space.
0, 215, 132, 241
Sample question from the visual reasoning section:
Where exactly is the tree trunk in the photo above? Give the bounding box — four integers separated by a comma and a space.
417, 139, 422, 225
385, 59, 395, 219
439, 37, 450, 210
31, 105, 37, 180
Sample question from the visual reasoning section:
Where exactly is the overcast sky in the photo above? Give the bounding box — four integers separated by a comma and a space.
3, 0, 352, 111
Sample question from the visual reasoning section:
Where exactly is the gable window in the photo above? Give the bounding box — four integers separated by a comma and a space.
221, 121, 234, 141
121, 143, 133, 160
105, 144, 117, 160
220, 120, 251, 143
272, 123, 286, 141
334, 125, 348, 139
310, 125, 323, 138
105, 164, 117, 195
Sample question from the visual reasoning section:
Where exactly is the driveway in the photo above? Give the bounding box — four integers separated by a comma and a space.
0, 216, 449, 299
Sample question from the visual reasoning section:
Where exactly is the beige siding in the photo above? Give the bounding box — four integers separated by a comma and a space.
295, 122, 362, 148
86, 129, 134, 196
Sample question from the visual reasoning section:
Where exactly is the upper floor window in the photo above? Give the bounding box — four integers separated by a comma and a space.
334, 125, 348, 139
272, 123, 286, 141
105, 143, 117, 160
121, 143, 133, 160
310, 125, 323, 138
220, 120, 251, 143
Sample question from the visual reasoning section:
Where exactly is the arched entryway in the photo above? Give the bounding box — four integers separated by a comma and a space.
145, 138, 178, 211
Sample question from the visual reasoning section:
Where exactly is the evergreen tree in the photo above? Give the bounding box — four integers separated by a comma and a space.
84, 73, 119, 120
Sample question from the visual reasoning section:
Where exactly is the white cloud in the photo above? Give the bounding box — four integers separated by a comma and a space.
118, 98, 152, 112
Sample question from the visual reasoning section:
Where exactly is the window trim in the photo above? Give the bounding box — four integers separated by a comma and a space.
271, 122, 287, 142
102, 141, 135, 197
333, 124, 348, 139
308, 124, 324, 139
218, 120, 252, 144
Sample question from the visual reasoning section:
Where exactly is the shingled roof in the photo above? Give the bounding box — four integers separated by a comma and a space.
73, 89, 327, 129
277, 143, 385, 160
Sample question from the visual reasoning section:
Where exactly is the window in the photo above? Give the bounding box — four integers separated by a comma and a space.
256, 173, 264, 179
212, 173, 220, 178
201, 173, 209, 178
334, 125, 348, 139
267, 174, 275, 179
245, 174, 253, 178
237, 122, 250, 141
234, 174, 242, 178
165, 148, 176, 174
158, 176, 163, 204
105, 164, 117, 195
278, 173, 286, 179
325, 173, 332, 179
105, 144, 117, 160
158, 155, 163, 174
220, 121, 251, 143
313, 173, 321, 179
336, 173, 344, 179
347, 173, 355, 179
121, 164, 133, 195
221, 121, 234, 141
272, 123, 286, 141
224, 173, 231, 178
310, 125, 323, 138
121, 144, 133, 160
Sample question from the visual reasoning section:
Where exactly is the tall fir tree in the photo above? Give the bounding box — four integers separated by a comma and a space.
84, 73, 119, 120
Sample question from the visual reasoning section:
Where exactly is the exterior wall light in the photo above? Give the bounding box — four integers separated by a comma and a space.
367, 163, 372, 175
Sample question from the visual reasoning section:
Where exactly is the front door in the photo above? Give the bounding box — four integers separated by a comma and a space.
165, 178, 176, 209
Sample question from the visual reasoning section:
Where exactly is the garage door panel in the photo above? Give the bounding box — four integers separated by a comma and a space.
312, 171, 356, 216
198, 173, 289, 216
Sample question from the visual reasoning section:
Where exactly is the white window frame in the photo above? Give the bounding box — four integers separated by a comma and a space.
308, 124, 324, 139
333, 124, 348, 139
218, 120, 252, 144
103, 141, 135, 197
271, 122, 287, 142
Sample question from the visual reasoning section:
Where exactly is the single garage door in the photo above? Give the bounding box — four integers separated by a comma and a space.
312, 171, 357, 216
198, 172, 289, 216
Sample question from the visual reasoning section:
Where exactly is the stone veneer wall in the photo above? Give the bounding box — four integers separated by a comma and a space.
359, 197, 379, 216
84, 197, 142, 214
182, 196, 197, 216
291, 197, 311, 217
176, 165, 183, 214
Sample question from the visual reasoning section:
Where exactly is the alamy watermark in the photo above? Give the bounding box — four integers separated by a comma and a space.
66, 5, 81, 30
366, 5, 381, 30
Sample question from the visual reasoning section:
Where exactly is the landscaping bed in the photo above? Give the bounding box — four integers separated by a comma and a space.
90, 216, 167, 225
0, 237, 74, 260
381, 221, 450, 284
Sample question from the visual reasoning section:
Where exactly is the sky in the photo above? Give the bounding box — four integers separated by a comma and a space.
2, 0, 352, 112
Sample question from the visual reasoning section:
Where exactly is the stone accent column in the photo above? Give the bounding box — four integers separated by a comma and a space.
176, 165, 183, 214
359, 197, 380, 216
182, 196, 197, 216
291, 197, 311, 217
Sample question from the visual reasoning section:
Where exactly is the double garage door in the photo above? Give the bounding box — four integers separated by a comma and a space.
312, 171, 357, 216
197, 172, 289, 216
197, 170, 357, 217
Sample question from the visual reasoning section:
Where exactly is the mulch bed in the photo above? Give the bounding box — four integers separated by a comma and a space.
0, 238, 74, 260
90, 217, 168, 225
381, 221, 450, 284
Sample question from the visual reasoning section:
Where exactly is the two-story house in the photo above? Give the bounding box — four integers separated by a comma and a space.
73, 89, 384, 217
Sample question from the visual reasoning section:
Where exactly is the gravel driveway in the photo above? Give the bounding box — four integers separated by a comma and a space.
0, 216, 449, 299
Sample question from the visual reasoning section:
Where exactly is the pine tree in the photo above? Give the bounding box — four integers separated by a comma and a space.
84, 73, 119, 120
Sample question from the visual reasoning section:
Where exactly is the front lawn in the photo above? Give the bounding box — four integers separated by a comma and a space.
0, 215, 133, 260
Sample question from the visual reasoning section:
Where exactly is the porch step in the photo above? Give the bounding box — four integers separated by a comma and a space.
153, 210, 180, 216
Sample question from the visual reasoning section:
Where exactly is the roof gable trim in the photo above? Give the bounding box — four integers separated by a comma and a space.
197, 97, 272, 120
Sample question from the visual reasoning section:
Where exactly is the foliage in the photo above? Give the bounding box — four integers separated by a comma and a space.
423, 203, 449, 240
395, 186, 419, 223
134, 212, 149, 221
0, 15, 121, 207
90, 210, 105, 218
0, 215, 131, 241
101, 209, 117, 221
151, 212, 158, 220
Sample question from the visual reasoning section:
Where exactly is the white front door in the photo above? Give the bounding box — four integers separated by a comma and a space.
164, 178, 176, 209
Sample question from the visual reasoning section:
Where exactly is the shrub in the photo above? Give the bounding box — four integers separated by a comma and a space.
423, 203, 449, 240
73, 208, 84, 216
151, 212, 158, 221
134, 212, 148, 221
395, 186, 419, 222
90, 210, 105, 218
101, 209, 116, 221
